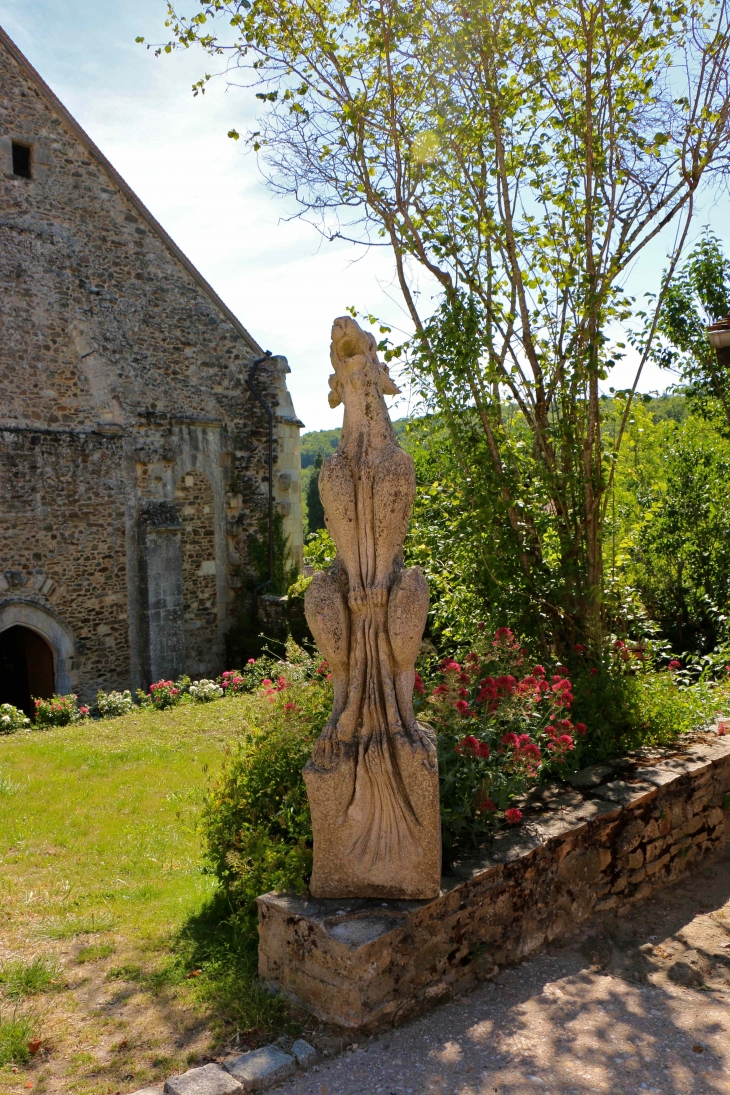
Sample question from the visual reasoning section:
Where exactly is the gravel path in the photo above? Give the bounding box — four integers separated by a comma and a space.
276, 844, 730, 1095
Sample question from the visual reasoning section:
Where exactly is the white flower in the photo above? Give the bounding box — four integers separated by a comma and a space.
190, 679, 224, 703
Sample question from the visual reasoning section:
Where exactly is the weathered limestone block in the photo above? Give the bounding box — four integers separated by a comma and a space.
303, 317, 440, 900
224, 1047, 296, 1091
164, 1064, 242, 1095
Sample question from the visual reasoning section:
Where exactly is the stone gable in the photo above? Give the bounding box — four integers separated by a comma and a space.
0, 28, 303, 709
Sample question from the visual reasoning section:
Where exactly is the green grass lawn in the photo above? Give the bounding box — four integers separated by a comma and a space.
0, 699, 301, 1095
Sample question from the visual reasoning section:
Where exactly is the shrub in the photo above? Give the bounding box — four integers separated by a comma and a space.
138, 680, 181, 710
201, 676, 331, 933
190, 679, 224, 703
34, 694, 89, 727
418, 628, 581, 853
569, 638, 727, 766
96, 689, 134, 718
0, 704, 30, 734
220, 670, 247, 695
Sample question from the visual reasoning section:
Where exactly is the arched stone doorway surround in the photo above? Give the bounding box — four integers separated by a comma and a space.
0, 600, 77, 697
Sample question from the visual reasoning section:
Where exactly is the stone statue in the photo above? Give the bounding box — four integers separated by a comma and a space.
303, 316, 441, 899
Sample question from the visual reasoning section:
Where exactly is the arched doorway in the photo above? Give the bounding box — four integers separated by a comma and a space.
0, 626, 55, 717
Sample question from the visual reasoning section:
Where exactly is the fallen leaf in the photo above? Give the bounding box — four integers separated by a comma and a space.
693, 1044, 704, 1053
185, 968, 203, 979
27, 1038, 42, 1056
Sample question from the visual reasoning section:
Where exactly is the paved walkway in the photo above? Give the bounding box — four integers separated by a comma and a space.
278, 844, 730, 1095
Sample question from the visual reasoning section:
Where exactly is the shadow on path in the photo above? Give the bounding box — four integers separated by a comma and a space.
274, 844, 730, 1095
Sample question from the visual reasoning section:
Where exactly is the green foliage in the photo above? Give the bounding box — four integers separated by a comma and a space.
34, 693, 88, 727
299, 427, 343, 468
302, 528, 337, 571
653, 231, 730, 433
0, 956, 62, 999
161, 0, 730, 653
247, 510, 299, 596
609, 413, 730, 654
201, 678, 330, 933
0, 1008, 36, 1067
304, 452, 325, 535
76, 943, 115, 964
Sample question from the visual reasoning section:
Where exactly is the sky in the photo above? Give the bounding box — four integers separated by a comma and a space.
1, 0, 729, 432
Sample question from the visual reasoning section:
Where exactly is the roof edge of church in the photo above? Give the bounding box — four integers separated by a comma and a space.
0, 24, 263, 356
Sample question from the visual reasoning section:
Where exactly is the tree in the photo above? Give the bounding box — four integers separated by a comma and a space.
305, 452, 325, 535
653, 231, 730, 434
153, 0, 730, 652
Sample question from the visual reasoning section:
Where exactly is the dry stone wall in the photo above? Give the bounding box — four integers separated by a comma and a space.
0, 31, 303, 702
258, 732, 730, 1030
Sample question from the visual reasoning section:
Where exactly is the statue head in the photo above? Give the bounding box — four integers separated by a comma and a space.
327, 316, 401, 409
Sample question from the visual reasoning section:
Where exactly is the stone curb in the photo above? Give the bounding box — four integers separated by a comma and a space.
132, 1039, 318, 1095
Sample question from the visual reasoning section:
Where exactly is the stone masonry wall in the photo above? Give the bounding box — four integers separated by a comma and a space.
176, 470, 219, 678
258, 732, 730, 1030
0, 428, 130, 696
0, 32, 302, 696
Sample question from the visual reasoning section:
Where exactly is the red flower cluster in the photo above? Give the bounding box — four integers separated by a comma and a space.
455, 735, 490, 758
668, 659, 681, 670
261, 675, 289, 701
221, 670, 245, 693
550, 676, 573, 707
150, 679, 177, 694
505, 807, 523, 825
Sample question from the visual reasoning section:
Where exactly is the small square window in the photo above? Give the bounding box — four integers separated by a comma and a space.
12, 143, 31, 178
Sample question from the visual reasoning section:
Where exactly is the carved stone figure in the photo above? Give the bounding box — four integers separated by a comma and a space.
303, 316, 441, 899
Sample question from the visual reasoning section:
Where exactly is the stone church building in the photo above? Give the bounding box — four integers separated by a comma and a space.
0, 28, 303, 714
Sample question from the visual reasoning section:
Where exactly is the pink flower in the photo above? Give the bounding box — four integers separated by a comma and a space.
533, 665, 545, 678
501, 732, 519, 748
414, 672, 426, 695
455, 698, 470, 713
475, 740, 490, 759
575, 722, 587, 736
574, 643, 586, 653
589, 667, 598, 676
248, 658, 256, 664
505, 807, 523, 825
476, 795, 496, 812
477, 621, 486, 632
668, 659, 681, 670
718, 722, 727, 736
455, 735, 480, 756
79, 706, 90, 715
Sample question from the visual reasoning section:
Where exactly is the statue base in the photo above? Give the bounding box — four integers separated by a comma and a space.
304, 726, 441, 900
